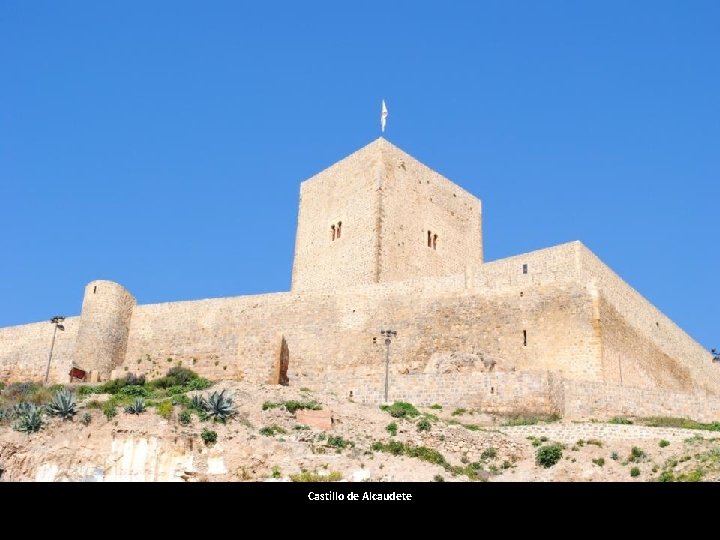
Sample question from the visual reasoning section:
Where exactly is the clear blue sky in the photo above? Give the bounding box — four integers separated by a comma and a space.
1, 1, 718, 349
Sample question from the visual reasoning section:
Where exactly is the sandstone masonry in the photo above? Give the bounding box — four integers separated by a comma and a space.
1, 138, 718, 421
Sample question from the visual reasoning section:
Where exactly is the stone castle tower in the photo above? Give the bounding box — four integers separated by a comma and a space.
291, 138, 483, 290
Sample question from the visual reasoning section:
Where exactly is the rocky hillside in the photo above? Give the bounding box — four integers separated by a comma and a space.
1, 376, 719, 482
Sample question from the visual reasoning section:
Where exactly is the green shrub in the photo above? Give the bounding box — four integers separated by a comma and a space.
46, 388, 78, 420
125, 398, 146, 415
586, 439, 603, 447
201, 428, 217, 445
81, 412, 92, 426
609, 416, 633, 425
179, 409, 191, 425
677, 468, 704, 482
503, 414, 560, 427
658, 470, 675, 482
98, 378, 127, 395
290, 470, 342, 482
78, 385, 100, 397
157, 401, 173, 419
372, 441, 451, 469
592, 457, 605, 467
187, 377, 210, 391
260, 425, 287, 436
481, 448, 498, 460
119, 385, 149, 398
263, 400, 321, 413
429, 404, 442, 410
327, 435, 353, 449
3, 382, 40, 400
271, 466, 282, 479
451, 408, 467, 416
417, 417, 431, 432
630, 467, 640, 477
536, 444, 563, 468
380, 401, 420, 419
284, 400, 321, 414
629, 447, 647, 463
102, 401, 117, 420
85, 399, 103, 410
433, 474, 445, 482
611, 451, 619, 461
659, 440, 670, 448
641, 416, 720, 431
386, 422, 398, 436
124, 373, 145, 386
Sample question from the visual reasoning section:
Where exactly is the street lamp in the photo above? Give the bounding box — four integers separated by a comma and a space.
44, 316, 65, 385
380, 329, 397, 403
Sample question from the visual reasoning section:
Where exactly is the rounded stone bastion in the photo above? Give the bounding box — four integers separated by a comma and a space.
73, 280, 136, 378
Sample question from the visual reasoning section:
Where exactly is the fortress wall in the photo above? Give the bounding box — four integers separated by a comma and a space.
0, 317, 79, 383
123, 293, 297, 383
472, 241, 582, 290
120, 278, 599, 386
576, 245, 720, 394
378, 141, 483, 282
307, 370, 561, 415
563, 379, 720, 423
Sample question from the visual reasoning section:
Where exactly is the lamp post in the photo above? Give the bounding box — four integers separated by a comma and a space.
380, 329, 397, 403
44, 316, 65, 385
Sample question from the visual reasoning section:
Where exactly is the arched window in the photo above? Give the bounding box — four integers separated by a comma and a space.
337, 221, 342, 239
330, 225, 336, 241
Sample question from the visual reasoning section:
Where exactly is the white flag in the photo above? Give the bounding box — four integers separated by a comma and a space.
381, 99, 388, 133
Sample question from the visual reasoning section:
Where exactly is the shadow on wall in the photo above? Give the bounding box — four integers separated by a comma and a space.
268, 334, 289, 386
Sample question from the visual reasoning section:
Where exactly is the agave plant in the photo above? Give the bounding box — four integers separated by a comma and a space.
13, 401, 33, 418
125, 398, 146, 415
204, 390, 236, 423
191, 394, 207, 411
13, 403, 43, 433
46, 388, 78, 420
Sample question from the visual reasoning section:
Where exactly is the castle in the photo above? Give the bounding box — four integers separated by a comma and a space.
2, 138, 719, 421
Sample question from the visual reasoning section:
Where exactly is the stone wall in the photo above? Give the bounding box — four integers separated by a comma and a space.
500, 423, 715, 443
576, 245, 720, 394
0, 317, 79, 383
308, 370, 562, 416
121, 277, 598, 388
562, 379, 720, 423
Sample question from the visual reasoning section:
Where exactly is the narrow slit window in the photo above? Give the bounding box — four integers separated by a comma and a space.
523, 330, 527, 347
427, 230, 432, 247
330, 225, 336, 241
337, 221, 342, 239
93, 286, 97, 294
522, 264, 528, 274
433, 234, 438, 250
